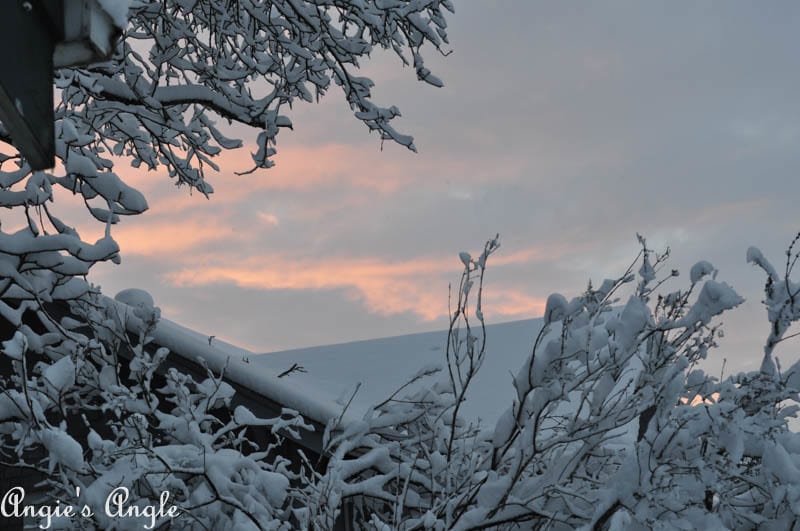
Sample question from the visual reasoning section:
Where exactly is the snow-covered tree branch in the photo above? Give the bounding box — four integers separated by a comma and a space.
0, 1, 454, 528
2, 2, 800, 530
0, 0, 454, 341
312, 235, 800, 530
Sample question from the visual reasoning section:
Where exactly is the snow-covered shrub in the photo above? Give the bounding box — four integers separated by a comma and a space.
4, 231, 800, 530
315, 235, 800, 530
0, 290, 312, 529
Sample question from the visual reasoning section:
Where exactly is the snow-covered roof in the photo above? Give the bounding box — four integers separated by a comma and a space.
148, 318, 350, 428
111, 291, 348, 437
113, 288, 547, 432
145, 307, 544, 426
112, 291, 641, 449
254, 318, 546, 424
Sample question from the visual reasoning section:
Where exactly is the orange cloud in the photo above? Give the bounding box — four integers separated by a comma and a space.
52, 140, 560, 325
112, 137, 525, 214
164, 251, 548, 321
483, 290, 548, 319
257, 212, 280, 226
124, 142, 421, 206
113, 218, 242, 256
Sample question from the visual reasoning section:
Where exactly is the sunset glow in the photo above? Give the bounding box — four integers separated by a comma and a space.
83, 2, 800, 363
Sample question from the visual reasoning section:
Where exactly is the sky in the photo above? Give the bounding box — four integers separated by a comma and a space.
83, 1, 800, 376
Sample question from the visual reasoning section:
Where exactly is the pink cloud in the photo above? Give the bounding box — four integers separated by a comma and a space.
164, 250, 549, 321
257, 212, 280, 226
62, 140, 569, 324
113, 218, 243, 256
114, 138, 528, 211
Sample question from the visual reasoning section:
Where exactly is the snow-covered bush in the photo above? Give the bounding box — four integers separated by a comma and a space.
314, 235, 800, 530
4, 230, 800, 529
0, 290, 313, 529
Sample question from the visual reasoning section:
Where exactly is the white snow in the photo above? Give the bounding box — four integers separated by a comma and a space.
747, 245, 780, 281
109, 293, 647, 454
689, 260, 715, 284
1, 331, 27, 360
131, 304, 637, 451
42, 355, 76, 395
676, 280, 744, 327
40, 427, 85, 473
115, 288, 154, 309
255, 318, 547, 423
544, 293, 569, 324
145, 317, 352, 427
0, 390, 29, 421
118, 297, 547, 427
97, 0, 132, 29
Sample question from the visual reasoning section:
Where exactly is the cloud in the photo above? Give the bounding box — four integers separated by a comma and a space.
113, 218, 243, 256
125, 131, 537, 209
164, 249, 549, 322
74, 1, 800, 364
257, 212, 280, 226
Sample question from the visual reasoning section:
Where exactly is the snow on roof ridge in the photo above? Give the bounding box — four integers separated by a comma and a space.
105, 294, 355, 427
106, 291, 552, 428
152, 319, 354, 426
259, 316, 544, 356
